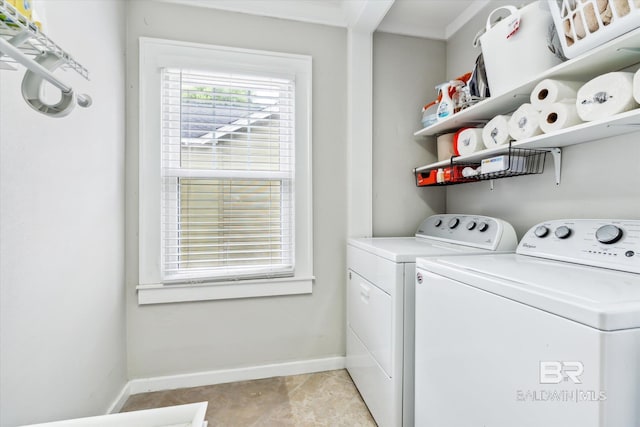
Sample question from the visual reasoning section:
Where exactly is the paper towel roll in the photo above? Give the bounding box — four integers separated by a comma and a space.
576, 72, 639, 121
539, 101, 583, 134
462, 166, 481, 178
482, 115, 512, 149
530, 79, 583, 110
437, 133, 456, 162
455, 128, 484, 156
508, 103, 543, 140
634, 69, 640, 104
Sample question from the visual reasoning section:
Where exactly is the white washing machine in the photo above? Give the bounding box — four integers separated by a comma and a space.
414, 219, 640, 427
346, 214, 518, 427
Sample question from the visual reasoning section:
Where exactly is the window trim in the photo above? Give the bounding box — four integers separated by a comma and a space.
138, 37, 313, 304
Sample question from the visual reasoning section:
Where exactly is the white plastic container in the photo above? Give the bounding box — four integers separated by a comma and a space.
481, 155, 528, 174
549, 0, 640, 59
477, 3, 563, 97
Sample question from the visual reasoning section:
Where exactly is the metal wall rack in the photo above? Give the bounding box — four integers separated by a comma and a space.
0, 0, 91, 115
414, 144, 549, 188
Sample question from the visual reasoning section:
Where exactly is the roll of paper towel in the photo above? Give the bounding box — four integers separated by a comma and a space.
576, 72, 639, 121
539, 101, 583, 134
530, 79, 583, 110
455, 128, 484, 156
482, 115, 512, 149
437, 133, 456, 162
508, 103, 543, 140
634, 69, 640, 104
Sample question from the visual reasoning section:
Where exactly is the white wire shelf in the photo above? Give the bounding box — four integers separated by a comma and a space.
0, 0, 88, 79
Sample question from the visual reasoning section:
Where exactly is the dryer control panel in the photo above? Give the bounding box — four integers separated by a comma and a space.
518, 219, 640, 274
415, 214, 517, 251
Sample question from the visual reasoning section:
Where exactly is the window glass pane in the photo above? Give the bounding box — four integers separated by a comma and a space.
161, 68, 295, 282
162, 69, 294, 172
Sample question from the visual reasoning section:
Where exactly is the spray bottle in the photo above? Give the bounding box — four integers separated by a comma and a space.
436, 82, 453, 120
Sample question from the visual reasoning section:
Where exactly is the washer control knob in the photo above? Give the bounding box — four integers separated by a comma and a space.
534, 226, 549, 238
466, 221, 477, 230
596, 225, 623, 244
448, 217, 460, 229
434, 219, 442, 227
478, 222, 489, 232
555, 226, 572, 239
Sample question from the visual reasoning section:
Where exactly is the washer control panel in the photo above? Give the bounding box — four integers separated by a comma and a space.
415, 214, 517, 251
518, 219, 640, 273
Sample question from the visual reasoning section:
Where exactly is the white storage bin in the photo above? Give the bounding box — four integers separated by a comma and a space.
478, 3, 563, 97
481, 155, 528, 174
549, 0, 640, 58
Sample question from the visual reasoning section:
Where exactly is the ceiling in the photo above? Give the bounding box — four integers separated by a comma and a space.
377, 0, 487, 40
159, 0, 490, 40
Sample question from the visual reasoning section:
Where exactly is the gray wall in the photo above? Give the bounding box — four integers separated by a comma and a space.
0, 1, 127, 425
372, 32, 446, 237
445, 1, 640, 236
125, 1, 348, 378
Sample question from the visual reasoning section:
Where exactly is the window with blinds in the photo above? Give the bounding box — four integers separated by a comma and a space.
160, 68, 295, 282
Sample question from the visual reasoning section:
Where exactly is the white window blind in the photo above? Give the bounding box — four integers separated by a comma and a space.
161, 68, 295, 283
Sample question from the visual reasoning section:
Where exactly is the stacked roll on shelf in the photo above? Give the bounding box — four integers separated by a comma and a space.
508, 104, 544, 141
576, 71, 638, 120
530, 79, 583, 109
436, 133, 456, 162
455, 128, 484, 156
482, 114, 512, 148
530, 78, 583, 134
539, 101, 582, 133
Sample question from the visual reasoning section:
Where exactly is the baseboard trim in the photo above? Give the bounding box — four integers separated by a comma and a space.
126, 356, 345, 396
107, 381, 132, 414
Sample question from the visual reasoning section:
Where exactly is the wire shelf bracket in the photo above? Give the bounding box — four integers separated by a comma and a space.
550, 147, 562, 185
0, 1, 92, 114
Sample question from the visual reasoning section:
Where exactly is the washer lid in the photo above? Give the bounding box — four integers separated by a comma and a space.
417, 254, 640, 331
348, 237, 490, 263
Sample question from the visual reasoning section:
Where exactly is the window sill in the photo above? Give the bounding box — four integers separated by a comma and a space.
137, 276, 314, 305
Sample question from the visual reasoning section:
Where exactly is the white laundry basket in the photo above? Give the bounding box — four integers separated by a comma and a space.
549, 0, 640, 58
477, 3, 563, 97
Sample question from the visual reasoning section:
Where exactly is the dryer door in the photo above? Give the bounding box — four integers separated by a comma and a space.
347, 270, 392, 375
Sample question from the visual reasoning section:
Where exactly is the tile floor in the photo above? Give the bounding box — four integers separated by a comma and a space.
121, 369, 377, 426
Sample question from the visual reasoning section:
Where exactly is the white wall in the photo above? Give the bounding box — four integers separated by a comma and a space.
444, 1, 640, 236
0, 1, 127, 426
125, 1, 348, 378
372, 32, 446, 237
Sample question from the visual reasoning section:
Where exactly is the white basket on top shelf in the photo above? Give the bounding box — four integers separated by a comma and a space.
549, 0, 640, 58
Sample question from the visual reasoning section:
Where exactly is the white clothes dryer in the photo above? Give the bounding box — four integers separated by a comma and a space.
414, 219, 640, 427
346, 214, 518, 427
